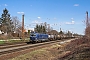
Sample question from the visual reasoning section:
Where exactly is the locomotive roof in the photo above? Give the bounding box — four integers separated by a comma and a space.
31, 32, 48, 35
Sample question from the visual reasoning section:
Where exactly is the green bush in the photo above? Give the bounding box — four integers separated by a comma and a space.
0, 41, 5, 44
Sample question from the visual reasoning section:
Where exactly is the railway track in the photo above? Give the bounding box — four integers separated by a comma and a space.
0, 42, 27, 46
0, 43, 27, 49
0, 38, 76, 56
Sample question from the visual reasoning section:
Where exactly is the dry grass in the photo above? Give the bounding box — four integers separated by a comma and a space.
10, 49, 50, 60
0, 35, 8, 40
8, 44, 62, 60
58, 37, 90, 60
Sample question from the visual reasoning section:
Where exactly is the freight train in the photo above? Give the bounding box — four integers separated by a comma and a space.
30, 32, 75, 43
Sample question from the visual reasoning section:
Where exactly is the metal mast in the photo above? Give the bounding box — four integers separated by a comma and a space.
86, 11, 88, 27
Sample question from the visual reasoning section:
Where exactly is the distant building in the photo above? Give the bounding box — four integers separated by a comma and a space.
0, 30, 2, 34
25, 28, 34, 32
0, 30, 4, 34
47, 30, 58, 35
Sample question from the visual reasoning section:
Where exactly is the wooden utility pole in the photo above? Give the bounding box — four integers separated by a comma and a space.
22, 14, 24, 39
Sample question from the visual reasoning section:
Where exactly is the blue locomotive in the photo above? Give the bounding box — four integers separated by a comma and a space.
30, 32, 48, 42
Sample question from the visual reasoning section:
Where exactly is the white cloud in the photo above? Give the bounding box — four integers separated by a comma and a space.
65, 22, 72, 24
74, 4, 79, 6
65, 18, 75, 25
0, 4, 8, 7
65, 20, 75, 25
37, 17, 41, 19
31, 20, 42, 24
71, 20, 75, 23
71, 18, 73, 20
4, 4, 8, 6
17, 12, 24, 14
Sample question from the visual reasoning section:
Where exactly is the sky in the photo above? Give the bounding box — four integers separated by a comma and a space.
0, 0, 90, 35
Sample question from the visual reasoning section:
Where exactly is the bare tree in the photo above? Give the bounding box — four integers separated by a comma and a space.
12, 16, 22, 33
85, 18, 90, 37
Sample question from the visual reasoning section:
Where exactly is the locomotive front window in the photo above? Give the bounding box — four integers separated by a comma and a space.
30, 34, 36, 36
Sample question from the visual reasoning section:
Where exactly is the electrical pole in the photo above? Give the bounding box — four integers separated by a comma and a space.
22, 14, 24, 39
86, 11, 88, 27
